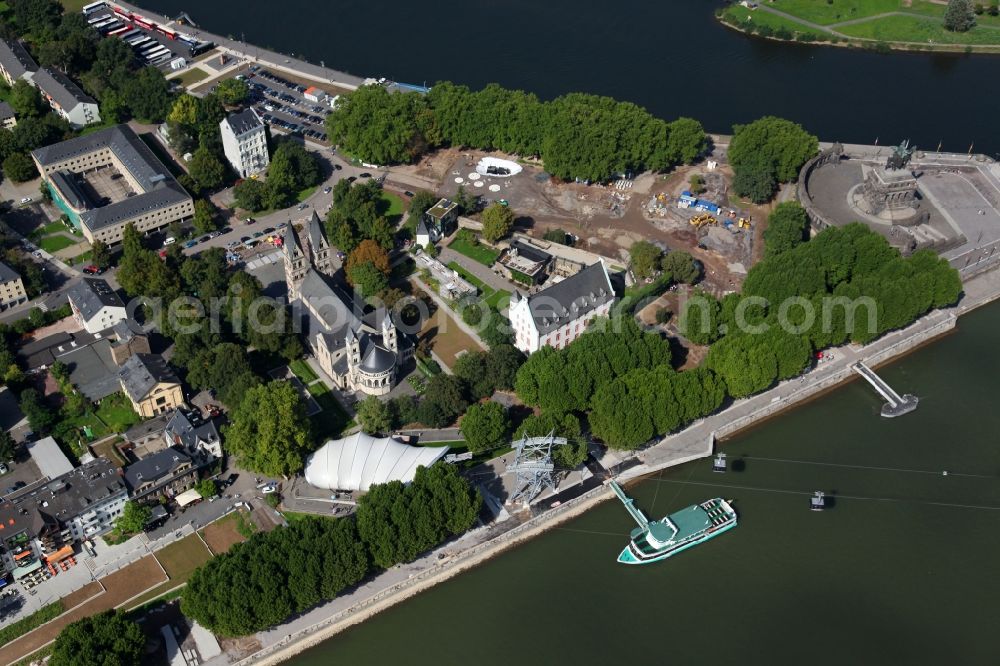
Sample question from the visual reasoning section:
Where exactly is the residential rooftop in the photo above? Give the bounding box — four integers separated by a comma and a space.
0, 261, 21, 284
222, 108, 264, 136
119, 353, 179, 402
32, 67, 96, 110
0, 39, 39, 81
517, 261, 615, 335
66, 278, 125, 321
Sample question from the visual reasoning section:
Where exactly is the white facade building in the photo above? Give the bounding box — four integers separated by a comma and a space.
509, 261, 616, 355
66, 278, 127, 334
220, 108, 269, 178
32, 68, 100, 129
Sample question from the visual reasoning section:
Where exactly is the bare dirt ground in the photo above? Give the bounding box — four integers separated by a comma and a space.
200, 512, 248, 555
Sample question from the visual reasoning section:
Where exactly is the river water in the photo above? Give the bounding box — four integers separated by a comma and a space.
142, 0, 1000, 155
130, 0, 1000, 662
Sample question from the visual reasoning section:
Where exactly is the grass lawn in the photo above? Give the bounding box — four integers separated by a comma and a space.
380, 191, 405, 223
767, 0, 900, 25
57, 0, 90, 12
297, 185, 318, 203
169, 68, 210, 88
448, 235, 500, 267
307, 382, 353, 439
838, 14, 1000, 43
282, 511, 333, 523
289, 359, 319, 383
37, 235, 76, 253
91, 438, 126, 468
95, 392, 140, 432
31, 221, 68, 238
446, 261, 511, 310
199, 511, 249, 555
418, 306, 484, 367
721, 5, 829, 39
154, 533, 213, 580
55, 412, 110, 458
907, 1, 1000, 27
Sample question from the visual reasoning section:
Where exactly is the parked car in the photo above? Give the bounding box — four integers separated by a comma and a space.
82, 265, 102, 275
244, 217, 255, 224
404, 191, 415, 197
262, 227, 275, 234
198, 235, 211, 243
261, 485, 277, 494
184, 239, 197, 249
163, 237, 176, 246
323, 186, 332, 194
19, 197, 31, 204
359, 172, 371, 178
225, 473, 239, 486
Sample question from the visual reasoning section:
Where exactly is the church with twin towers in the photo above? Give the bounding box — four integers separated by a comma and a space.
282, 212, 411, 396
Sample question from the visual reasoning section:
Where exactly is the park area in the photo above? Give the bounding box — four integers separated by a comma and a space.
200, 511, 250, 555
448, 232, 500, 266
720, 0, 1000, 48
447, 261, 510, 309
418, 305, 484, 368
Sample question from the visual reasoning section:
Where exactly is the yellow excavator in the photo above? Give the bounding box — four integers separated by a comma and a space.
690, 213, 717, 228
738, 217, 752, 229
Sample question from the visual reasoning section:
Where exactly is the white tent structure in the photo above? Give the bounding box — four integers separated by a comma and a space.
304, 432, 450, 492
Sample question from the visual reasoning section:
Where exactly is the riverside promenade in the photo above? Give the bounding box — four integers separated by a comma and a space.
116, 1, 366, 90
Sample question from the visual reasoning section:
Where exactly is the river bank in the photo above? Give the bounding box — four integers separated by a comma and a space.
717, 3, 1000, 54
219, 259, 1000, 666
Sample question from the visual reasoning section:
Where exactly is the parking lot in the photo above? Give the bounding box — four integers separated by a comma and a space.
85, 4, 213, 72
245, 66, 332, 143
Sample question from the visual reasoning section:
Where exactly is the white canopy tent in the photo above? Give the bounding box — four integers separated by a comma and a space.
304, 433, 449, 492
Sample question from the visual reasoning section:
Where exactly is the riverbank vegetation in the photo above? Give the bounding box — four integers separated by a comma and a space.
182, 465, 481, 636
326, 82, 708, 182
717, 0, 1000, 51
513, 209, 961, 450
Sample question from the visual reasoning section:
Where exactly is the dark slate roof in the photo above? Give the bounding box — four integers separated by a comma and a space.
0, 101, 15, 120
306, 211, 327, 252
164, 409, 220, 452
509, 240, 551, 264
359, 340, 396, 373
298, 270, 360, 335
61, 340, 120, 401
119, 353, 179, 402
31, 125, 192, 233
49, 170, 92, 210
0, 39, 38, 81
222, 108, 263, 136
0, 261, 20, 283
67, 278, 124, 321
525, 261, 615, 335
19, 330, 104, 370
415, 219, 429, 237
32, 67, 96, 110
123, 446, 190, 489
124, 412, 173, 444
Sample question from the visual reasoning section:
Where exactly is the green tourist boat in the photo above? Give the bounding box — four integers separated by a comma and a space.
609, 480, 737, 565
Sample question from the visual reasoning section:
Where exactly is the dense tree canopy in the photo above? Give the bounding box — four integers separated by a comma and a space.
452, 344, 524, 400
459, 401, 511, 453
51, 611, 145, 666
764, 201, 810, 258
183, 517, 369, 636
481, 202, 515, 242
327, 81, 707, 181
630, 241, 662, 279
729, 116, 817, 203
223, 381, 313, 476
417, 374, 469, 427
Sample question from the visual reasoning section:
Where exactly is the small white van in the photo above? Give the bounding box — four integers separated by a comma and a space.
164, 237, 176, 246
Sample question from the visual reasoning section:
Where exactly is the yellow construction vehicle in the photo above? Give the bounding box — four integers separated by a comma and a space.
690, 213, 717, 228
738, 217, 752, 229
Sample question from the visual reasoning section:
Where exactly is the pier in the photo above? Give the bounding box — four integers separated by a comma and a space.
851, 362, 918, 418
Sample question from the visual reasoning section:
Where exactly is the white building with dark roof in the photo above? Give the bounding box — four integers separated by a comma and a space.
0, 261, 27, 310
284, 213, 411, 396
32, 125, 194, 245
66, 278, 126, 333
32, 68, 100, 128
0, 38, 38, 87
119, 353, 184, 418
509, 261, 616, 355
220, 108, 268, 178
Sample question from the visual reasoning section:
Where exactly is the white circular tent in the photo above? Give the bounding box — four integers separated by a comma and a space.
476, 157, 522, 178
304, 433, 450, 492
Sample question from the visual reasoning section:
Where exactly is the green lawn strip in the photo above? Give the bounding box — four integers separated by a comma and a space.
379, 191, 405, 223
296, 186, 318, 203
448, 236, 499, 267
168, 68, 210, 88
57, 0, 89, 12
38, 235, 77, 253
767, 0, 900, 25
281, 510, 333, 523
289, 359, 319, 383
123, 587, 184, 614
94, 392, 141, 432
308, 383, 352, 439
838, 14, 1000, 43
899, 2, 1000, 28
485, 288, 511, 310
0, 602, 63, 648
55, 412, 110, 459
721, 5, 831, 39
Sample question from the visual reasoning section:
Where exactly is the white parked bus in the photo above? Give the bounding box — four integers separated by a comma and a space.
145, 47, 170, 61
82, 1, 108, 14
129, 36, 152, 48
107, 25, 130, 36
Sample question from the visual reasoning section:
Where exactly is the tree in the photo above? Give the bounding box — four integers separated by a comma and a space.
90, 239, 112, 270
630, 240, 662, 279
115, 501, 151, 535
459, 401, 511, 453
356, 395, 394, 435
661, 250, 700, 284
0, 431, 16, 463
345, 240, 390, 277
764, 201, 809, 258
543, 228, 570, 245
50, 611, 145, 666
348, 262, 389, 301
479, 202, 515, 243
515, 411, 587, 468
688, 174, 706, 195
187, 148, 227, 193
192, 199, 218, 234
9, 80, 46, 118
196, 478, 216, 499
2, 152, 37, 182
215, 78, 249, 106
729, 116, 817, 203
666, 117, 708, 164
19, 388, 54, 433
121, 66, 173, 123
732, 152, 778, 204
418, 374, 468, 428
223, 381, 312, 476
944, 0, 977, 30
233, 178, 269, 212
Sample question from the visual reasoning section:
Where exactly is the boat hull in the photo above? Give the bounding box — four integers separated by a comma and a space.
617, 520, 737, 565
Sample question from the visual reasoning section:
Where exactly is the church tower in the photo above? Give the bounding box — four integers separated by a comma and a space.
282, 223, 309, 300
305, 211, 334, 277
382, 313, 398, 355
